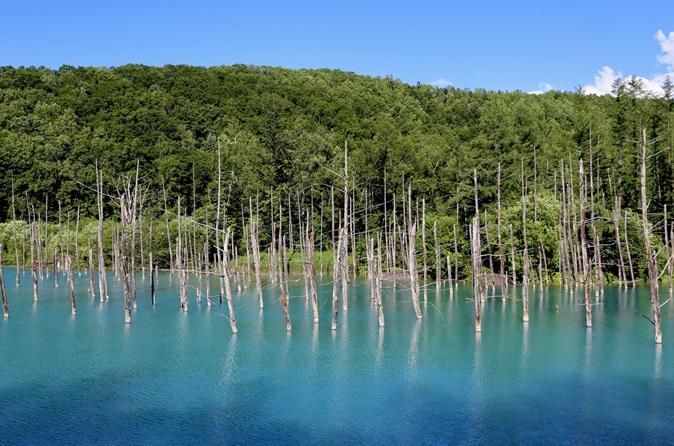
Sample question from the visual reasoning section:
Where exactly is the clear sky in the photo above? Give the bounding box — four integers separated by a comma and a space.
2, 0, 673, 95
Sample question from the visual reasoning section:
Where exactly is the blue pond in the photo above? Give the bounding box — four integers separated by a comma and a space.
1, 269, 673, 445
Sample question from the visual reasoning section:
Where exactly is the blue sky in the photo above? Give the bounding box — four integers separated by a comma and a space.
2, 0, 673, 94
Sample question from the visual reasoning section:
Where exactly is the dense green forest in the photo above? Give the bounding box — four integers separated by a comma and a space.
0, 64, 673, 283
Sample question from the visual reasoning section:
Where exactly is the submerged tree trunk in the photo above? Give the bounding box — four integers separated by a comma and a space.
66, 256, 76, 315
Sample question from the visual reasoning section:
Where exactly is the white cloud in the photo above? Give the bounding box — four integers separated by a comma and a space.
656, 29, 674, 70
429, 78, 452, 87
583, 30, 673, 96
529, 82, 553, 95
583, 66, 621, 95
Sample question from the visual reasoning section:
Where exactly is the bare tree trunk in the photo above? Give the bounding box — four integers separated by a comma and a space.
434, 221, 441, 291
470, 217, 482, 331
613, 197, 626, 286
579, 160, 592, 328
66, 256, 76, 315
332, 227, 345, 330
177, 198, 188, 312
222, 227, 238, 334
30, 220, 38, 302
454, 223, 459, 286
75, 206, 81, 275
422, 199, 428, 300
522, 160, 530, 323
624, 211, 635, 286
270, 190, 277, 284
497, 163, 505, 286
150, 252, 156, 306
96, 164, 108, 302
280, 287, 292, 331
53, 248, 58, 288
408, 186, 422, 319
0, 245, 8, 318
509, 224, 517, 286
665, 206, 673, 295
120, 196, 132, 324
308, 232, 319, 323
162, 179, 174, 275
250, 198, 263, 309
376, 233, 385, 327
640, 129, 662, 344
589, 147, 603, 292
485, 209, 495, 291
11, 177, 19, 287
88, 244, 96, 299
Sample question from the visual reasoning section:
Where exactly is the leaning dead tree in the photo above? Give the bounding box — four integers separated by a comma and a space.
221, 227, 238, 334
640, 129, 662, 344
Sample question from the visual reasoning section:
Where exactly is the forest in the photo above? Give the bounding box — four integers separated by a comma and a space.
0, 63, 673, 289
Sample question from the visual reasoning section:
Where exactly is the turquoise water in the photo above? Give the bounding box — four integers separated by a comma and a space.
1, 270, 673, 445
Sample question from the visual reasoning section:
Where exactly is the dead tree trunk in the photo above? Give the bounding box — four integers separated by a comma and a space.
88, 244, 96, 298
522, 160, 530, 323
177, 198, 188, 312
471, 217, 482, 332
375, 234, 385, 326
11, 177, 19, 287
509, 224, 517, 286
30, 222, 38, 302
222, 227, 238, 334
640, 129, 662, 344
308, 232, 319, 323
613, 197, 626, 286
0, 244, 8, 318
579, 159, 592, 328
75, 206, 81, 275
434, 221, 441, 291
408, 187, 422, 319
332, 226, 345, 330
250, 201, 263, 309
497, 163, 505, 286
422, 199, 428, 300
624, 211, 635, 286
96, 164, 108, 302
66, 256, 76, 315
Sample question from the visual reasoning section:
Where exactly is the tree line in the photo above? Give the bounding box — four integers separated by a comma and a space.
0, 64, 673, 285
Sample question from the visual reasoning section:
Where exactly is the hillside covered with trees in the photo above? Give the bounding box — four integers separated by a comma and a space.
0, 64, 673, 283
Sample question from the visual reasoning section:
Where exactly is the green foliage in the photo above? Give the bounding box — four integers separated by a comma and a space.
0, 65, 673, 281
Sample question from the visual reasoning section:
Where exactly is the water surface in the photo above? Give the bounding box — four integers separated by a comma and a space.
1, 271, 673, 444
